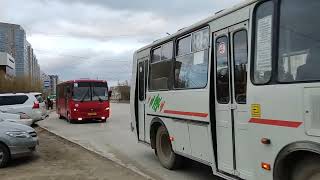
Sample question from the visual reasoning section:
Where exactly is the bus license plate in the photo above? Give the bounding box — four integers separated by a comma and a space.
88, 112, 97, 116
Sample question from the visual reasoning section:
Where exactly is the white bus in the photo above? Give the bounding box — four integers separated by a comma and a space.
130, 0, 320, 179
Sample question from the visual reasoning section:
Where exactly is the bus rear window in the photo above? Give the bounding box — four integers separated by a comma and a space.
278, 0, 320, 82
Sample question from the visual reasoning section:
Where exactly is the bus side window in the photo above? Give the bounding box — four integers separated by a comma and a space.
233, 30, 248, 104
66, 86, 72, 98
149, 42, 173, 90
138, 62, 145, 101
253, 1, 274, 84
175, 28, 209, 89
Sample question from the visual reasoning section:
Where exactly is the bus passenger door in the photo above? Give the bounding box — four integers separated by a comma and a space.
137, 59, 148, 141
214, 28, 235, 175
230, 22, 252, 179
214, 22, 251, 178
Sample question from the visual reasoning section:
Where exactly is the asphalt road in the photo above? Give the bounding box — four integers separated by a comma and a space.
38, 103, 220, 180
1, 128, 145, 180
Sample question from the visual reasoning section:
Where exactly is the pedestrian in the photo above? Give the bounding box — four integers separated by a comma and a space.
47, 97, 53, 110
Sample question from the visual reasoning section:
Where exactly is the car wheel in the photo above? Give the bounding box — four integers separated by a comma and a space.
156, 126, 183, 170
0, 144, 10, 168
291, 155, 320, 180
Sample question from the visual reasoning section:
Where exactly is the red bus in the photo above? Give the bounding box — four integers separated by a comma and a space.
56, 80, 111, 123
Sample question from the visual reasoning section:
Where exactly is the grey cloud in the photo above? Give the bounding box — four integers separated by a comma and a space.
2, 0, 170, 41
39, 48, 132, 85
1, 0, 243, 82
50, 0, 241, 17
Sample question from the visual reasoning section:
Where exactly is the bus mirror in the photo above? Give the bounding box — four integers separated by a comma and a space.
108, 90, 112, 97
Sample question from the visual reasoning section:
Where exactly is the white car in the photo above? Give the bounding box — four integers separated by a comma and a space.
30, 92, 48, 118
0, 111, 33, 126
0, 93, 47, 123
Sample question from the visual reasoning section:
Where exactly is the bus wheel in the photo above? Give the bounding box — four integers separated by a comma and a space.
156, 126, 182, 170
67, 113, 73, 124
58, 114, 64, 119
291, 155, 320, 180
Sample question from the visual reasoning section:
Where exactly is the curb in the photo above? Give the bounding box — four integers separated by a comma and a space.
39, 126, 155, 180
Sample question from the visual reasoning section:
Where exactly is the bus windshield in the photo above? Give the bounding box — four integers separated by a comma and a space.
73, 82, 91, 102
72, 82, 108, 102
92, 82, 108, 101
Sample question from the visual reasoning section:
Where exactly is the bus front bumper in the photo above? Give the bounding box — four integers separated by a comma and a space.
71, 111, 109, 121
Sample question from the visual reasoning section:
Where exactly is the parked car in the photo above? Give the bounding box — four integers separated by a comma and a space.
0, 93, 47, 123
0, 111, 33, 126
0, 118, 38, 168
30, 93, 48, 118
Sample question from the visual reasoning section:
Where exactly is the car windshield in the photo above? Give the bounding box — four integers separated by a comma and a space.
35, 94, 44, 103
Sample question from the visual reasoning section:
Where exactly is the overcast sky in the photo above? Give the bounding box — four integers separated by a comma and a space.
0, 0, 242, 86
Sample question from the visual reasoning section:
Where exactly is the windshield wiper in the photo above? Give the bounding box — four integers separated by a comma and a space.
80, 88, 90, 102
92, 88, 103, 102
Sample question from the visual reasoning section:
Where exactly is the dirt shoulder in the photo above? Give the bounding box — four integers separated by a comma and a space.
0, 127, 147, 180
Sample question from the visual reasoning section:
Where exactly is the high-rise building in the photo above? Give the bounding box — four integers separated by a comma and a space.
41, 71, 50, 93
0, 22, 29, 77
41, 72, 59, 95
0, 52, 15, 78
49, 75, 59, 95
34, 57, 41, 84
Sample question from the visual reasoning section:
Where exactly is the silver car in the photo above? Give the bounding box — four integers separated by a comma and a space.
0, 111, 33, 126
0, 119, 38, 168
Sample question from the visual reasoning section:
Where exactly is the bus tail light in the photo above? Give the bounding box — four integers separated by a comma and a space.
32, 101, 40, 109
261, 162, 271, 171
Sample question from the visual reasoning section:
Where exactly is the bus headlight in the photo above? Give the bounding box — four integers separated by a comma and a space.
105, 107, 110, 111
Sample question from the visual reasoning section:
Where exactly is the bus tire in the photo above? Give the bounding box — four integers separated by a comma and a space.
67, 113, 73, 124
58, 114, 64, 119
291, 155, 320, 180
156, 125, 182, 170
0, 143, 10, 168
